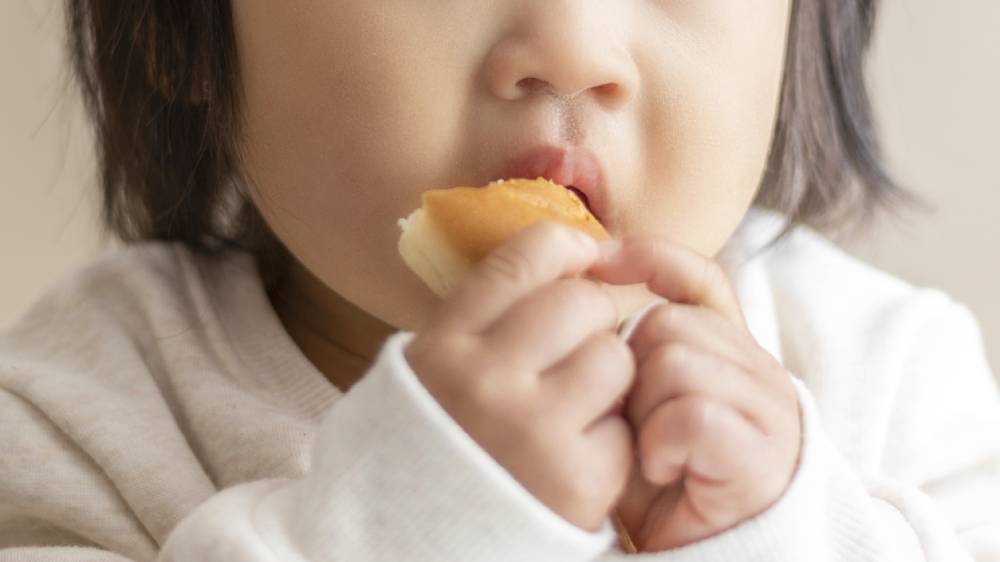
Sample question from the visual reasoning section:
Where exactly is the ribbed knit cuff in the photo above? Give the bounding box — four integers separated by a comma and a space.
279, 331, 616, 562
599, 377, 891, 561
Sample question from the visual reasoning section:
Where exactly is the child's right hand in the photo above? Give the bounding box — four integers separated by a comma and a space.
405, 221, 636, 533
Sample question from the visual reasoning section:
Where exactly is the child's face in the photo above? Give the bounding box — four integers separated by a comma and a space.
233, 2, 792, 330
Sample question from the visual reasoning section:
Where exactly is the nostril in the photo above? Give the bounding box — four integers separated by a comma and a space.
516, 77, 550, 94
595, 83, 619, 96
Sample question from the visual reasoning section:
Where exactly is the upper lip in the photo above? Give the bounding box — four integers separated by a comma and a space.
502, 145, 608, 224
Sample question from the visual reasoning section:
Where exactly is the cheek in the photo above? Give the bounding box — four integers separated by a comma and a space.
704, 2, 792, 177
233, 2, 469, 254
635, 2, 792, 254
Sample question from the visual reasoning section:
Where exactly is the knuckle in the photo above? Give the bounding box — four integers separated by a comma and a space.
553, 279, 615, 320
470, 368, 535, 421
551, 278, 596, 312
406, 330, 460, 376
466, 334, 505, 372
583, 333, 618, 372
484, 245, 537, 287
409, 332, 520, 414
595, 331, 635, 373
650, 341, 689, 372
717, 359, 746, 383
458, 338, 524, 397
641, 395, 713, 448
644, 303, 678, 340
676, 395, 713, 438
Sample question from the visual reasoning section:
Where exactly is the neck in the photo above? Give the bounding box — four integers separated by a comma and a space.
268, 259, 394, 393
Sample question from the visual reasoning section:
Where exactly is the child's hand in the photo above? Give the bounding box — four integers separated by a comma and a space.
587, 237, 801, 552
405, 222, 636, 533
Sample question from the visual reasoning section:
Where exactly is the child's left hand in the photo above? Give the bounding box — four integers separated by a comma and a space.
587, 237, 802, 552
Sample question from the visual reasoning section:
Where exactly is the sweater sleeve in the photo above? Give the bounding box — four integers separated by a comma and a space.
596, 299, 1000, 561
0, 548, 136, 561
157, 330, 617, 562
2, 331, 616, 561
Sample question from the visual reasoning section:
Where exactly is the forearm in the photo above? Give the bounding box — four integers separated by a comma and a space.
161, 331, 616, 562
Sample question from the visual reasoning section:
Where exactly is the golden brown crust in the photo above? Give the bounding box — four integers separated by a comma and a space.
422, 177, 610, 262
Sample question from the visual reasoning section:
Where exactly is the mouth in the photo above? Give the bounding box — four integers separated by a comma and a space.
502, 145, 608, 224
565, 186, 594, 217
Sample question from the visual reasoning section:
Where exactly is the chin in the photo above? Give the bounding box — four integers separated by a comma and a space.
377, 285, 441, 333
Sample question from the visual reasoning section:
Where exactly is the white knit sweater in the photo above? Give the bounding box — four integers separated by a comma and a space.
1, 207, 998, 561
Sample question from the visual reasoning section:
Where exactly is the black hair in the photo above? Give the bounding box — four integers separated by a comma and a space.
758, 0, 921, 246
66, 0, 288, 285
65, 0, 918, 287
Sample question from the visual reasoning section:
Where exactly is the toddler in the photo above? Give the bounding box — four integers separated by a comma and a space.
2, 1, 998, 560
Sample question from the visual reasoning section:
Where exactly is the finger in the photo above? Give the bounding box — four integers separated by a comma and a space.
434, 221, 600, 334
625, 343, 774, 435
587, 237, 746, 328
628, 302, 796, 411
541, 330, 636, 429
615, 456, 670, 536
582, 414, 635, 498
567, 413, 634, 531
637, 396, 764, 486
627, 302, 769, 374
485, 277, 617, 369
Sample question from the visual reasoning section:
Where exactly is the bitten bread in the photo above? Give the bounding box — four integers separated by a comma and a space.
397, 177, 610, 296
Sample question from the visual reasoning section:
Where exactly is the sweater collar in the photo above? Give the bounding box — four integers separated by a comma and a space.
201, 248, 342, 421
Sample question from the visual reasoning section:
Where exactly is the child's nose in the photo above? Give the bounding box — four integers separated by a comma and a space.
482, 3, 638, 110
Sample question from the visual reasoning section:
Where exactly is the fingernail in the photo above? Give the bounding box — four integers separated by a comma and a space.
574, 229, 598, 250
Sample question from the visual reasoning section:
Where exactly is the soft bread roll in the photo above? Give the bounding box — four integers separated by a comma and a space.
398, 177, 610, 296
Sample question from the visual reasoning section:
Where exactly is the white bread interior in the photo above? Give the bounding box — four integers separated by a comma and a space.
397, 208, 473, 297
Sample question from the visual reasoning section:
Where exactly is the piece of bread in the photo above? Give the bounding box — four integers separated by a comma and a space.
398, 177, 610, 296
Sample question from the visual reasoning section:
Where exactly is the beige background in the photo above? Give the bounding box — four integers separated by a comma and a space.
2, 1, 998, 371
